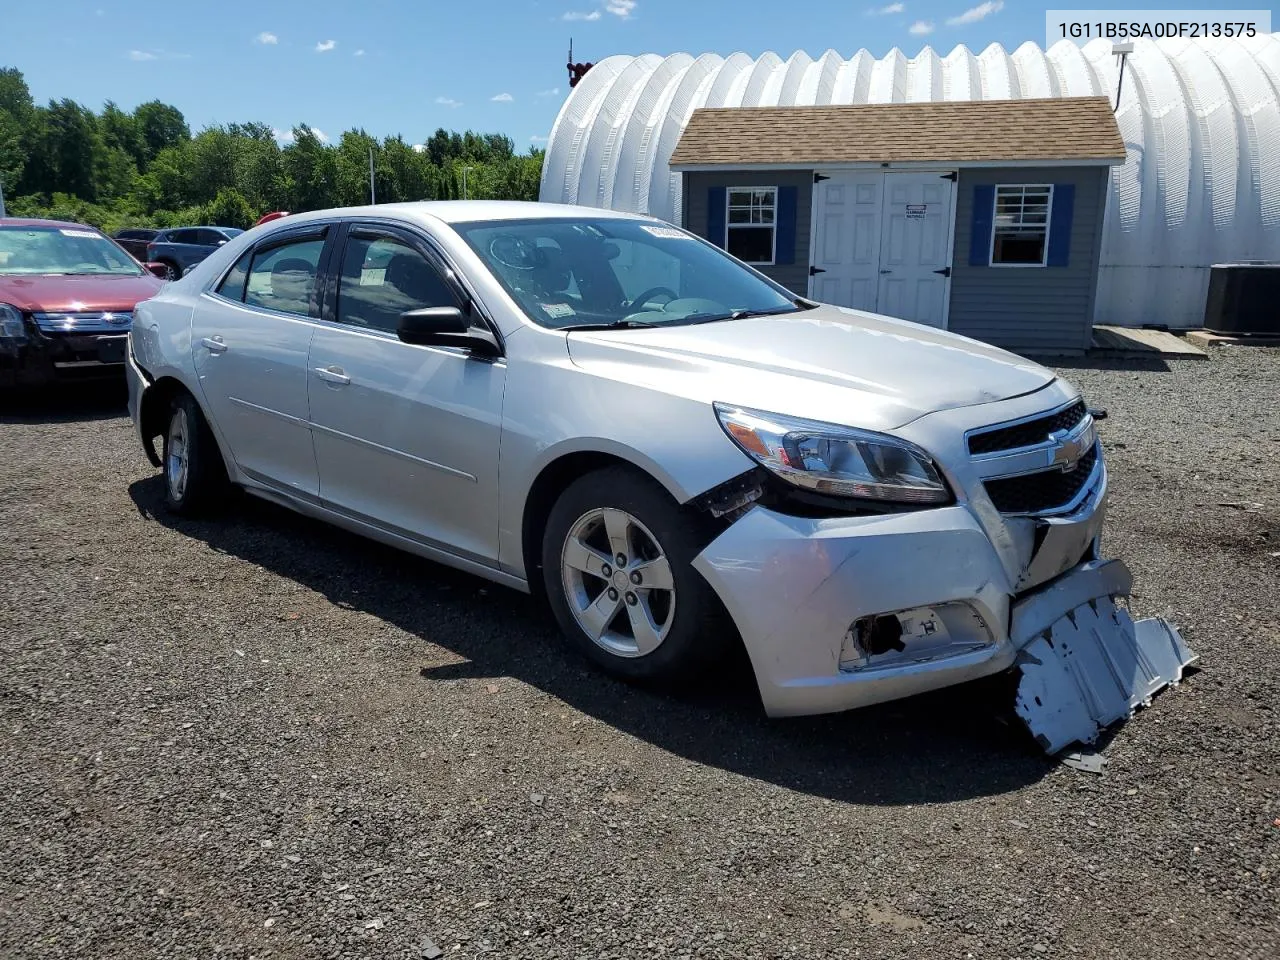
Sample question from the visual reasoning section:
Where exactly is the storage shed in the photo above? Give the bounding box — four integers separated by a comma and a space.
539, 36, 1280, 332
668, 96, 1124, 354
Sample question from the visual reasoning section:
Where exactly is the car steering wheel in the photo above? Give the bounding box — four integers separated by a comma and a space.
625, 286, 679, 312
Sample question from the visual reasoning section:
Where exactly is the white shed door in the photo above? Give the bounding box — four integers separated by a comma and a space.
810, 171, 955, 329
810, 173, 884, 313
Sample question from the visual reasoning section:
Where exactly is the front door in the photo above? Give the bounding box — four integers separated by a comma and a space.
810, 170, 955, 329
307, 224, 506, 566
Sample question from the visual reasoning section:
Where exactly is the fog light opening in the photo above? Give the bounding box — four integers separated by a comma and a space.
839, 603, 995, 673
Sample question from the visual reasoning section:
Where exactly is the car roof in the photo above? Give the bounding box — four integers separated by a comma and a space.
267, 200, 654, 230
0, 217, 105, 231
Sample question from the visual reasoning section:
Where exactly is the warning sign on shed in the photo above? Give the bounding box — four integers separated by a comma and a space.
906, 204, 927, 220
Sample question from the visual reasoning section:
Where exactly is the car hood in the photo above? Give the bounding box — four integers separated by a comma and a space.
565, 305, 1057, 430
0, 273, 165, 313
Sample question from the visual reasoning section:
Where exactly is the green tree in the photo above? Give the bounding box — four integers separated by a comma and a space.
133, 101, 189, 163
205, 187, 255, 229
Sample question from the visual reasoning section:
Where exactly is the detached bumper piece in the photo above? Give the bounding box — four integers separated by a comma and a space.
1011, 560, 1197, 755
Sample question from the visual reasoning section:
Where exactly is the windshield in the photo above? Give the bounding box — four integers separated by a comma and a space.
0, 225, 143, 277
454, 217, 805, 329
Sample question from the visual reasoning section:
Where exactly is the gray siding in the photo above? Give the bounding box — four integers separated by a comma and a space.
681, 170, 813, 295
948, 167, 1109, 355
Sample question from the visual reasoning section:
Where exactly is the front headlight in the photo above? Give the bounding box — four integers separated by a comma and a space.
0, 303, 27, 341
714, 403, 950, 505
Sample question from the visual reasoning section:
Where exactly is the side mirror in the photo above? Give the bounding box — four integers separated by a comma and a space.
397, 307, 501, 358
145, 262, 169, 279
215, 240, 227, 246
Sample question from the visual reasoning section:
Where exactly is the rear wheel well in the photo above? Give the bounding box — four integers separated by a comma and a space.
139, 376, 188, 450
521, 453, 660, 604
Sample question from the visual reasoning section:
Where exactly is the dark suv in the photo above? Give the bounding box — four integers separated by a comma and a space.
145, 226, 244, 280
113, 228, 161, 261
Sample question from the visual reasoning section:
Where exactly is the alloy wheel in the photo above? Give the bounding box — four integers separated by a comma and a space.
560, 507, 676, 657
166, 407, 189, 502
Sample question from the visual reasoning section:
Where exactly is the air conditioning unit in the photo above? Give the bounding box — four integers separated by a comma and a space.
1203, 262, 1280, 335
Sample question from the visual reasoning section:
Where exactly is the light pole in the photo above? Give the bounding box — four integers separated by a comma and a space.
462, 166, 475, 200
368, 145, 377, 204
0, 175, 6, 218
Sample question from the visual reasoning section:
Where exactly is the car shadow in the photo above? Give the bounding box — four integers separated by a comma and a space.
128, 476, 1053, 806
0, 381, 128, 424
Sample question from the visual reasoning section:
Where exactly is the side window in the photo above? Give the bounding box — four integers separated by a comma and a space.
197, 229, 227, 247
244, 238, 325, 317
726, 187, 777, 264
336, 234, 460, 333
991, 185, 1052, 266
215, 250, 253, 301
168, 229, 197, 245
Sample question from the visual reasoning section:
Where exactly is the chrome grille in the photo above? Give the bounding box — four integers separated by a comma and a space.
967, 400, 1088, 455
32, 311, 134, 334
984, 444, 1100, 515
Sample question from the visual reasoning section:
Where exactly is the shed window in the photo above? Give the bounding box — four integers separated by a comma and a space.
991, 185, 1053, 266
726, 187, 776, 264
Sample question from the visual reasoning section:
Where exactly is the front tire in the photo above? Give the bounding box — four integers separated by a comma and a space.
541, 466, 730, 685
162, 392, 226, 515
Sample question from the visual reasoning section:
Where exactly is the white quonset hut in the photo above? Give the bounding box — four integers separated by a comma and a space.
540, 36, 1280, 332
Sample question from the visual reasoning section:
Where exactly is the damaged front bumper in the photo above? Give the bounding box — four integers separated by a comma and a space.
692, 502, 1195, 754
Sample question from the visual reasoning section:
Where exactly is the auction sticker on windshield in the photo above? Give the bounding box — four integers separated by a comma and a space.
60, 229, 100, 239
640, 225, 690, 239
540, 303, 576, 319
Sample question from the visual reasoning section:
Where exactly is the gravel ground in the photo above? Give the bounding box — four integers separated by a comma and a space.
1, 347, 1277, 960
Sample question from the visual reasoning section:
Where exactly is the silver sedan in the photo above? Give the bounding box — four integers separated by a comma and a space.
126, 201, 1193, 753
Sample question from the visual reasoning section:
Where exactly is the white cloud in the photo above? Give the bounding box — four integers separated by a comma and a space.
315, 39, 336, 53
255, 31, 278, 45
871, 3, 905, 14
536, 87, 561, 97
491, 92, 514, 102
530, 135, 549, 144
435, 96, 463, 108
313, 128, 329, 143
411, 143, 426, 153
605, 0, 636, 17
127, 49, 191, 61
128, 50, 157, 61
354, 49, 365, 57
908, 19, 934, 34
562, 9, 601, 19
946, 1, 1003, 26
273, 128, 295, 144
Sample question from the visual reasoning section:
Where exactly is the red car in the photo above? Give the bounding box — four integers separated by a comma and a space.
0, 218, 168, 389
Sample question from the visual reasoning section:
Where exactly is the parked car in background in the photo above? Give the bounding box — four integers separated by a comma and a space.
145, 226, 244, 280
1, 218, 166, 389
125, 201, 1195, 755
113, 227, 161, 261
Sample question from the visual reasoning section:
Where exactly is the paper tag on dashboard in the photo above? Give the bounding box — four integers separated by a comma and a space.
540, 303, 575, 319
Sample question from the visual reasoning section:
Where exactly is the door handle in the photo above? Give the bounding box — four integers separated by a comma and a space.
314, 365, 351, 386
879, 269, 893, 274
201, 336, 227, 354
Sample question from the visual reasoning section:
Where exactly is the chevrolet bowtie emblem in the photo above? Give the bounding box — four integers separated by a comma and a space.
1049, 421, 1094, 470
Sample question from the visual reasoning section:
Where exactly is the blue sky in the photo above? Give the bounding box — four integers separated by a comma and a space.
5, 1, 1075, 149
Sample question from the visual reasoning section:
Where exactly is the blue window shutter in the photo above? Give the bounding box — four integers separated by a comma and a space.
969, 184, 995, 266
1047, 184, 1074, 266
707, 187, 727, 248
774, 185, 798, 264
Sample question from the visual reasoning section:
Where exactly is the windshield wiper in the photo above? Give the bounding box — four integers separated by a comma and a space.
561, 319, 660, 331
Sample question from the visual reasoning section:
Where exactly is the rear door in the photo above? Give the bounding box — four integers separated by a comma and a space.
190, 224, 332, 498
306, 222, 506, 565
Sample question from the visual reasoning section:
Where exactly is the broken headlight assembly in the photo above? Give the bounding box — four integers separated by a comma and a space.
714, 403, 951, 506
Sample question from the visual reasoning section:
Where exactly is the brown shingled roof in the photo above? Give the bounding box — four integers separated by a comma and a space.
669, 97, 1125, 167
